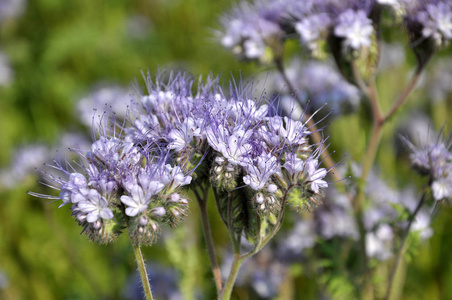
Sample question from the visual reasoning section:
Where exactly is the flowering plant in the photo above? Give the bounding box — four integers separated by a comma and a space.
11, 0, 451, 299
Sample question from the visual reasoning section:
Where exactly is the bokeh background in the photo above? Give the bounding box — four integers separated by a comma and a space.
0, 0, 451, 299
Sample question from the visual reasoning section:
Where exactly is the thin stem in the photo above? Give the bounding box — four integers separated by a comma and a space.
351, 60, 370, 95
383, 66, 423, 124
195, 187, 223, 294
384, 191, 427, 300
274, 58, 341, 183
220, 253, 244, 300
132, 243, 154, 300
354, 79, 384, 300
368, 78, 384, 125
353, 64, 426, 299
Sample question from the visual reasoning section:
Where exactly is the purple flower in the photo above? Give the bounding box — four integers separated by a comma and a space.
417, 2, 452, 43
405, 0, 452, 48
218, 0, 285, 60
243, 154, 278, 190
29, 114, 195, 245
295, 13, 331, 51
121, 185, 152, 217
304, 158, 328, 193
404, 130, 452, 201
334, 9, 374, 50
78, 189, 114, 222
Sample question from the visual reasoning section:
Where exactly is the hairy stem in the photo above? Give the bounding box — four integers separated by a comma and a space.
132, 242, 154, 300
354, 78, 382, 300
274, 58, 341, 183
384, 191, 427, 300
194, 187, 223, 295
220, 252, 244, 300
353, 63, 427, 299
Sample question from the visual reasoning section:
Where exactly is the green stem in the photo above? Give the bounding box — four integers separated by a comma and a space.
384, 190, 427, 300
353, 64, 427, 299
354, 80, 384, 300
194, 187, 223, 295
132, 243, 154, 300
383, 66, 423, 124
220, 253, 244, 300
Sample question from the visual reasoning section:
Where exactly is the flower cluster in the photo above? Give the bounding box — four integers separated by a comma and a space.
404, 130, 452, 201
218, 0, 299, 61
30, 120, 192, 245
31, 71, 330, 246
126, 71, 330, 243
279, 169, 433, 262
405, 0, 452, 49
293, 0, 378, 58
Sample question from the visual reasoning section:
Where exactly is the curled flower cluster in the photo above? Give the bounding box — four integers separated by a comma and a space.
405, 0, 452, 49
404, 130, 452, 201
126, 72, 330, 244
219, 0, 380, 60
31, 123, 192, 245
218, 0, 299, 61
219, 0, 452, 71
31, 71, 330, 247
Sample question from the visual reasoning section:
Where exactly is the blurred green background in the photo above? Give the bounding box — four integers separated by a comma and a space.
0, 0, 452, 299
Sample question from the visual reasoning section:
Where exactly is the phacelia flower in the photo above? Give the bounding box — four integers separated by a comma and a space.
29, 115, 195, 245
404, 129, 452, 201
405, 0, 452, 50
218, 0, 288, 61
334, 9, 374, 51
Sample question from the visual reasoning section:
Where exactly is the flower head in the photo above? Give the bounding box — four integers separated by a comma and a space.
29, 114, 195, 245
405, 0, 452, 49
334, 9, 374, 50
404, 129, 452, 201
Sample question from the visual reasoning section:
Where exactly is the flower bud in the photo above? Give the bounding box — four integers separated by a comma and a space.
215, 156, 225, 164
150, 207, 166, 218
93, 220, 102, 229
138, 216, 149, 226
255, 193, 265, 204
266, 184, 277, 193
169, 193, 180, 202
